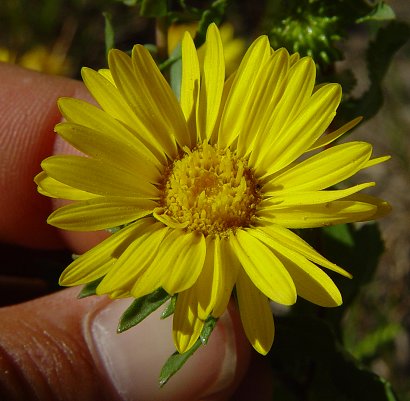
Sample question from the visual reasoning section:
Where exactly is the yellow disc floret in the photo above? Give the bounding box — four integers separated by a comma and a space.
158, 142, 261, 237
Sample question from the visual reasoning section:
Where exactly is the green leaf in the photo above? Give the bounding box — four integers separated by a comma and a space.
77, 277, 104, 298
356, 2, 395, 23
196, 0, 228, 46
341, 21, 410, 121
103, 12, 115, 57
168, 43, 182, 100
159, 317, 217, 386
161, 295, 177, 319
295, 223, 385, 328
117, 288, 170, 333
269, 316, 399, 401
200, 316, 217, 345
322, 223, 385, 309
323, 223, 354, 247
351, 322, 402, 360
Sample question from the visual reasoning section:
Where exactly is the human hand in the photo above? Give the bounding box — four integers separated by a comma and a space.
0, 63, 273, 401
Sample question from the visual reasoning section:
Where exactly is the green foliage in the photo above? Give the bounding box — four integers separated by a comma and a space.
349, 322, 402, 360
77, 277, 104, 298
322, 223, 385, 309
341, 21, 410, 122
285, 222, 400, 398
265, 0, 381, 69
294, 223, 385, 332
356, 2, 395, 23
270, 316, 399, 401
103, 11, 115, 56
117, 287, 170, 332
264, 0, 408, 124
161, 295, 177, 319
195, 0, 228, 46
159, 317, 217, 386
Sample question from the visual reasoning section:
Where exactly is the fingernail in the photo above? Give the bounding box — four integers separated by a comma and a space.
84, 299, 241, 401
200, 311, 238, 399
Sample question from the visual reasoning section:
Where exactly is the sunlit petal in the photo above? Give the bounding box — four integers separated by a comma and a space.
47, 197, 156, 231
196, 23, 225, 141
173, 289, 204, 353
230, 230, 296, 305
236, 269, 275, 355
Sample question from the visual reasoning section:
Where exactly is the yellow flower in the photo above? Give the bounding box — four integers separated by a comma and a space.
168, 22, 245, 76
18, 45, 72, 76
35, 23, 390, 355
0, 47, 16, 63
0, 45, 71, 76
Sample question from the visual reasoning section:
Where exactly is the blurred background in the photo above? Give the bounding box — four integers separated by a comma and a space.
0, 0, 409, 399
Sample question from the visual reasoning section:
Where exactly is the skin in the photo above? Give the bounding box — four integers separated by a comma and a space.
0, 63, 273, 401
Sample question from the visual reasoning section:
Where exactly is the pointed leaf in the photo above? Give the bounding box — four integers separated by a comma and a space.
77, 277, 104, 298
159, 317, 217, 386
117, 288, 170, 332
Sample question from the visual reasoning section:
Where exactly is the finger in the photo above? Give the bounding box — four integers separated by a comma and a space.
0, 63, 94, 249
0, 289, 250, 401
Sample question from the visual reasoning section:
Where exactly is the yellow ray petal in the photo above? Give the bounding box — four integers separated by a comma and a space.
195, 235, 239, 319
130, 231, 201, 299
55, 122, 161, 183
289, 52, 300, 65
82, 68, 166, 163
42, 155, 158, 198
263, 142, 373, 193
47, 197, 156, 231
196, 236, 219, 319
108, 289, 130, 299
196, 23, 225, 142
212, 235, 240, 317
230, 229, 296, 305
218, 35, 271, 148
236, 48, 290, 158
236, 269, 274, 355
109, 49, 179, 158
265, 57, 316, 136
161, 231, 206, 295
97, 68, 114, 84
35, 171, 96, 201
131, 45, 191, 149
276, 251, 342, 307
180, 31, 200, 147
255, 83, 342, 175
59, 221, 144, 286
308, 116, 363, 151
263, 182, 375, 206
255, 225, 351, 277
97, 220, 167, 294
257, 200, 377, 229
344, 193, 391, 219
250, 229, 343, 306
173, 289, 204, 353
208, 71, 236, 145
362, 155, 391, 169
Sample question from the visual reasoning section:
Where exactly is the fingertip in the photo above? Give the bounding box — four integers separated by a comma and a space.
0, 63, 90, 248
86, 299, 251, 401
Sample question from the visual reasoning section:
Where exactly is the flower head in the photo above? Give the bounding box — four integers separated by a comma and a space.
35, 23, 389, 354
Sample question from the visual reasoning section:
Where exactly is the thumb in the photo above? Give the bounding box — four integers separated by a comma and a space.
0, 288, 250, 401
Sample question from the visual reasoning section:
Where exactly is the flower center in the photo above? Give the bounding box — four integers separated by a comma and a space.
158, 143, 261, 237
